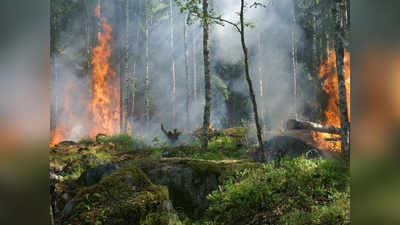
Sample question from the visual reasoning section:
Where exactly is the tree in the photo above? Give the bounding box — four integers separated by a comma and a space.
201, 0, 212, 153
144, 0, 151, 124
333, 0, 350, 167
174, 0, 267, 159
239, 0, 265, 161
169, 0, 177, 123
122, 0, 130, 133
184, 14, 191, 126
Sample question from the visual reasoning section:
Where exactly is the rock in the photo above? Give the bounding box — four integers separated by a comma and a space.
127, 158, 259, 219
63, 165, 182, 225
78, 163, 120, 186
258, 136, 321, 162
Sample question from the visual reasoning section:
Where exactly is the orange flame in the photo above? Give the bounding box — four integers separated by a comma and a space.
50, 4, 120, 146
311, 46, 350, 151
89, 4, 120, 137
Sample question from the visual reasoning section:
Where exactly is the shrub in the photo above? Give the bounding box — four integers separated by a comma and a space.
79, 137, 96, 146
206, 157, 350, 225
103, 134, 146, 151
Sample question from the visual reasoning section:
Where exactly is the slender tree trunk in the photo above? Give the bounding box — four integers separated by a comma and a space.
144, 1, 151, 124
169, 0, 177, 123
50, 0, 56, 131
201, 0, 211, 153
184, 15, 190, 126
122, 0, 130, 133
192, 29, 198, 101
256, 32, 265, 130
334, 0, 350, 167
291, 5, 298, 119
119, 0, 124, 133
240, 0, 264, 162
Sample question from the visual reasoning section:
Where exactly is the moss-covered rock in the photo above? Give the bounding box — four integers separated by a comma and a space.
62, 165, 182, 225
125, 158, 260, 219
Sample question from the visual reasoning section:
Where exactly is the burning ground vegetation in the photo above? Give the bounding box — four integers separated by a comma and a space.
50, 127, 350, 225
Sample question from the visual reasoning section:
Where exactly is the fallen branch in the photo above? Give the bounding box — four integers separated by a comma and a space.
286, 119, 341, 135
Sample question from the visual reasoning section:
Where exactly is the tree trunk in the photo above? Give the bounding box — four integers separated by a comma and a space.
256, 32, 265, 130
169, 0, 177, 123
240, 0, 264, 162
291, 6, 298, 120
184, 15, 190, 126
144, 1, 151, 124
334, 0, 350, 167
122, 0, 130, 133
192, 28, 198, 101
119, 0, 124, 133
201, 0, 211, 153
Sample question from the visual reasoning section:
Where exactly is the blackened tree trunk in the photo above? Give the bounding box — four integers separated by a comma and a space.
201, 0, 211, 153
334, 0, 350, 167
240, 0, 264, 162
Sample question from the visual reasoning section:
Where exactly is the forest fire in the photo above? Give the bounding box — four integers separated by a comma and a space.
50, 4, 119, 146
89, 4, 120, 137
50, 79, 77, 146
311, 47, 350, 151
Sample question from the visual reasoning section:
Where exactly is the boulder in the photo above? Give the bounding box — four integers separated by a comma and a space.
78, 163, 120, 186
63, 165, 182, 225
254, 136, 322, 162
127, 158, 259, 219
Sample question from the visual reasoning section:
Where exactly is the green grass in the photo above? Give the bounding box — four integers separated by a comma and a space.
103, 134, 146, 151
204, 157, 350, 225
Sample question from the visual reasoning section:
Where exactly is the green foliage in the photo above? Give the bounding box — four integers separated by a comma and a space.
78, 137, 96, 146
205, 158, 350, 225
103, 134, 146, 151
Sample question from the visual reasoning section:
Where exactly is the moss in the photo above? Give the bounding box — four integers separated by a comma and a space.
64, 165, 180, 225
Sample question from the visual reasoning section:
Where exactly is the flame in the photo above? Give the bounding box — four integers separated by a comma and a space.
50, 79, 77, 147
311, 46, 350, 151
89, 4, 120, 137
50, 4, 120, 146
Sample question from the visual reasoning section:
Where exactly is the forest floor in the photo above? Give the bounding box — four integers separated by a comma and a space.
50, 127, 350, 225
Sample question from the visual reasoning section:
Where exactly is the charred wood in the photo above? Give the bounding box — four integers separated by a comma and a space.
286, 119, 341, 135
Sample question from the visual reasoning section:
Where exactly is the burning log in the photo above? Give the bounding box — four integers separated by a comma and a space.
286, 119, 341, 135
161, 124, 182, 143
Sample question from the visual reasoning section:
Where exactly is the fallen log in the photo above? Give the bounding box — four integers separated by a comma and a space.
286, 119, 341, 135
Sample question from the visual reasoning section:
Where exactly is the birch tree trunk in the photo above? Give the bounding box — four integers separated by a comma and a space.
334, 0, 350, 167
169, 0, 177, 123
240, 0, 264, 162
201, 0, 211, 153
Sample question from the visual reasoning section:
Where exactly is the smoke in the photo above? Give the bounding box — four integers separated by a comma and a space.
50, 0, 307, 144
212, 0, 305, 129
